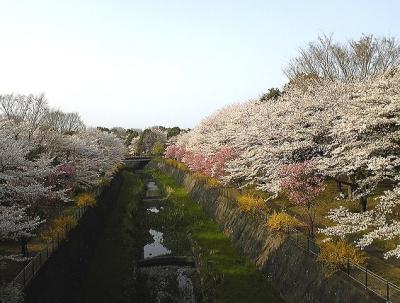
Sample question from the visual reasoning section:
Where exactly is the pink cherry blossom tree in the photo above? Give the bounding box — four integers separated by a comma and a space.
280, 161, 325, 237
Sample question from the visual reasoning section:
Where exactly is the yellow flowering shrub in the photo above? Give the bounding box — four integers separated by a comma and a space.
114, 162, 125, 172
206, 177, 220, 188
266, 211, 302, 231
76, 192, 96, 208
237, 194, 265, 213
317, 240, 366, 274
241, 185, 268, 200
192, 172, 207, 181
41, 215, 77, 241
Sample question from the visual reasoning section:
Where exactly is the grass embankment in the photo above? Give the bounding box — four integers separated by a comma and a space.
83, 170, 144, 303
149, 169, 284, 303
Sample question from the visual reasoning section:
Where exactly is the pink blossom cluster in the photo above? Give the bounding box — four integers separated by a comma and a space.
164, 145, 186, 162
164, 144, 235, 178
279, 161, 325, 207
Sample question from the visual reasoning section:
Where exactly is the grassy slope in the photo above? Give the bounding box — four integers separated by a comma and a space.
83, 170, 144, 303
150, 169, 284, 303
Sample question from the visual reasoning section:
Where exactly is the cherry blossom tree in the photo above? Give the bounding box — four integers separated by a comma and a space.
0, 205, 44, 257
280, 161, 325, 237
0, 94, 128, 264
166, 68, 400, 252
320, 181, 400, 259
319, 72, 400, 211
0, 120, 55, 207
171, 70, 400, 210
54, 128, 127, 189
164, 144, 235, 179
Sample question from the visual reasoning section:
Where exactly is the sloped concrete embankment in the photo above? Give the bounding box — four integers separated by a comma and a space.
24, 174, 124, 303
156, 162, 381, 303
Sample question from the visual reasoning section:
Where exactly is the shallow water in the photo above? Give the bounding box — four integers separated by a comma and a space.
143, 229, 171, 258
147, 206, 160, 213
139, 180, 197, 302
146, 181, 160, 197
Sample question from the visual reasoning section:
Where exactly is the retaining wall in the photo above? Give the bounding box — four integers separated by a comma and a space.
24, 173, 124, 303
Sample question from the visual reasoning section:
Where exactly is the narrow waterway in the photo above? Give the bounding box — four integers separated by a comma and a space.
136, 176, 197, 302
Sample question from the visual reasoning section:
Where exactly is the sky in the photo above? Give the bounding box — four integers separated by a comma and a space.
0, 0, 399, 129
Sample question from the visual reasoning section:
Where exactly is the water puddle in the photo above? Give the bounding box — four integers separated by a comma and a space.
147, 207, 160, 213
144, 229, 171, 258
146, 181, 160, 197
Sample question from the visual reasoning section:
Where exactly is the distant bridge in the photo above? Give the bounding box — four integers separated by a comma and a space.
123, 156, 152, 169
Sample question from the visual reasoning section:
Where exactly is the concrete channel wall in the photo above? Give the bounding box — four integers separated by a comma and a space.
24, 174, 124, 303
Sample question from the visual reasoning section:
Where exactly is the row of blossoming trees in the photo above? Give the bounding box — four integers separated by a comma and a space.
165, 69, 400, 259
0, 94, 127, 261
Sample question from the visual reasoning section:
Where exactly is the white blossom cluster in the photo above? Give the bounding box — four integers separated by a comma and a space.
0, 205, 44, 241
0, 94, 127, 260
172, 70, 400, 257
319, 184, 400, 258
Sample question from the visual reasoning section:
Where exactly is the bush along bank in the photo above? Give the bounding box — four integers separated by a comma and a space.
155, 160, 382, 303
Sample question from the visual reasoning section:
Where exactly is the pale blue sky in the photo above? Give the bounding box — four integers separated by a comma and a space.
0, 0, 398, 128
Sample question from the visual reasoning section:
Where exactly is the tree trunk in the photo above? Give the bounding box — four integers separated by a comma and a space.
307, 208, 315, 239
21, 239, 28, 257
337, 180, 342, 192
347, 176, 353, 199
360, 195, 368, 212
336, 180, 347, 198
310, 222, 314, 239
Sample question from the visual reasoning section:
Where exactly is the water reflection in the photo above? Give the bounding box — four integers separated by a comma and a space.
146, 181, 160, 197
144, 229, 171, 258
147, 207, 160, 213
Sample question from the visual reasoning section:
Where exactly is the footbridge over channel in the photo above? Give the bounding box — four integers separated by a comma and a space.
123, 156, 152, 169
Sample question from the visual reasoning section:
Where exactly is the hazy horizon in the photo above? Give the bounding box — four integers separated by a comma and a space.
1, 0, 399, 129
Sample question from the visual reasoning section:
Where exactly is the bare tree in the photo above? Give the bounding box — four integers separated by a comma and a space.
45, 110, 85, 134
284, 34, 400, 82
0, 94, 49, 139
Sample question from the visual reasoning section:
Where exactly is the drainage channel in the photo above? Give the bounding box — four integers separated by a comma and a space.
136, 178, 197, 303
